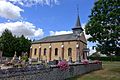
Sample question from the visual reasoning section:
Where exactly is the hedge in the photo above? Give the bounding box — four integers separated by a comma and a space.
88, 56, 120, 61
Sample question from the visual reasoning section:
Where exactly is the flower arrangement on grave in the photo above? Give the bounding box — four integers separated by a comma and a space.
57, 60, 69, 71
93, 60, 101, 64
82, 60, 89, 65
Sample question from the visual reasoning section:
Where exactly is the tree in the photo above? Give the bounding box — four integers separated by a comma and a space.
90, 52, 101, 58
17, 35, 31, 56
0, 29, 31, 57
85, 0, 120, 56
0, 29, 15, 57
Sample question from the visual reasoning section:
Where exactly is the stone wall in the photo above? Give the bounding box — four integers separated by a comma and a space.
0, 63, 102, 80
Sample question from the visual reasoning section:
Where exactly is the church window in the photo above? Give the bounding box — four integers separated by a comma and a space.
55, 48, 58, 56
68, 48, 72, 56
34, 48, 37, 55
44, 48, 47, 55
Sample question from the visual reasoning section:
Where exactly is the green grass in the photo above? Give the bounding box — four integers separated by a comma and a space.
67, 61, 120, 80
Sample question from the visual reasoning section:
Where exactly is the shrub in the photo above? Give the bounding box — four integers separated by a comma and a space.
21, 56, 28, 62
57, 61, 69, 71
88, 56, 120, 61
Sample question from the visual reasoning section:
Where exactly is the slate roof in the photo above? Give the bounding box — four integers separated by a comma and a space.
33, 33, 77, 43
72, 15, 83, 31
32, 33, 86, 44
75, 15, 81, 27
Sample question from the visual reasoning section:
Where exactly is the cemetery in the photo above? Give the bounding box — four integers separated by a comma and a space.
0, 51, 102, 80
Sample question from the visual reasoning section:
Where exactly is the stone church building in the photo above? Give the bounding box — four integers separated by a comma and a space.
30, 15, 89, 62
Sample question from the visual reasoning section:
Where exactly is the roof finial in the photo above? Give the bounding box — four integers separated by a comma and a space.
75, 4, 81, 27
77, 4, 79, 16
72, 5, 83, 32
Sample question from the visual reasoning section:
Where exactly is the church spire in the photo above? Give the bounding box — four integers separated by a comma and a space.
75, 6, 82, 28
75, 15, 81, 27
72, 6, 83, 31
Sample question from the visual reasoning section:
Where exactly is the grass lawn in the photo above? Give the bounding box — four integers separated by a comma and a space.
67, 61, 120, 80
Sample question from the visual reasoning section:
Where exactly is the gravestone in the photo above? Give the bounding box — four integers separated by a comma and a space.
11, 52, 19, 64
29, 58, 32, 65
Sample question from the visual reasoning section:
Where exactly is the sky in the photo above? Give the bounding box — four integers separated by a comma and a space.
0, 0, 96, 54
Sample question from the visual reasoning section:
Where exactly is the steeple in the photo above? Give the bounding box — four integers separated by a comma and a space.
75, 15, 82, 28
72, 7, 83, 33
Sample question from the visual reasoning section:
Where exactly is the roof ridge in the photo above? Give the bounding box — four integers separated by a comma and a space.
47, 33, 73, 37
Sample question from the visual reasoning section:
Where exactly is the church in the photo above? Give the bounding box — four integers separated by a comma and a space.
30, 15, 89, 62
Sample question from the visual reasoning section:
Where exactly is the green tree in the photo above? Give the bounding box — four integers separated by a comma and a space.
85, 0, 120, 56
0, 29, 15, 57
0, 29, 31, 57
90, 52, 101, 58
17, 35, 31, 56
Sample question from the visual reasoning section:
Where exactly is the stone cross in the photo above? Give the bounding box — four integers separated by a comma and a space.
13, 51, 17, 60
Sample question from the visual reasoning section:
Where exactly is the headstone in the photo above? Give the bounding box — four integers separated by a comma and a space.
19, 56, 21, 60
29, 58, 32, 65
12, 51, 17, 60
11, 51, 18, 63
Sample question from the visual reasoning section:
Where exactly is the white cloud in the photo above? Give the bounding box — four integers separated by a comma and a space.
49, 23, 91, 40
85, 34, 91, 40
8, 0, 59, 7
89, 47, 96, 56
50, 31, 72, 36
0, 21, 44, 39
0, 0, 23, 19
0, 0, 58, 19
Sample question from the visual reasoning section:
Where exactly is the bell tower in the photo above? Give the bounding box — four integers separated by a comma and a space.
72, 7, 83, 37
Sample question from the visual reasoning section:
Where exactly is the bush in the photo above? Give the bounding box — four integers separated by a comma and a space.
57, 61, 69, 71
88, 56, 120, 61
21, 56, 28, 62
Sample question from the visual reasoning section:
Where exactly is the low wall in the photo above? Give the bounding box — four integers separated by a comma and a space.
0, 63, 102, 80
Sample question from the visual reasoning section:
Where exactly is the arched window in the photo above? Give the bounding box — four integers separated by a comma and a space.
55, 48, 58, 56
34, 48, 37, 55
68, 48, 72, 56
44, 48, 47, 55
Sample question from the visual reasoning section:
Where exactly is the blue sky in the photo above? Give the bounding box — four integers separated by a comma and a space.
0, 0, 96, 54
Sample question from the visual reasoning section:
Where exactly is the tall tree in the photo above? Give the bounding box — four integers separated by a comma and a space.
85, 0, 120, 56
0, 29, 15, 57
0, 29, 31, 57
17, 35, 31, 56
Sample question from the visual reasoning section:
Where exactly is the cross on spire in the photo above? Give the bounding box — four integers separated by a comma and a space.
77, 4, 79, 16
